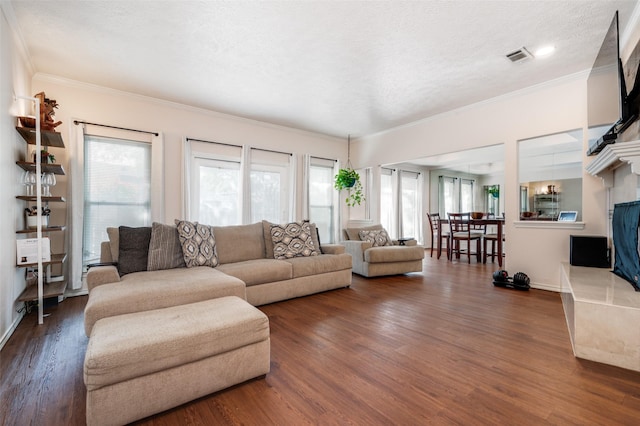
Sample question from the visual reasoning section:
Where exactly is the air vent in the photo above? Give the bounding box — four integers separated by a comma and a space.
506, 47, 533, 63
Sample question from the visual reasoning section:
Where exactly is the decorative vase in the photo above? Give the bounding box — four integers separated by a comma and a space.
26, 215, 49, 229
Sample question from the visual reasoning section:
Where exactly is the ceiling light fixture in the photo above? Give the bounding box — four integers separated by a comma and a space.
534, 45, 555, 58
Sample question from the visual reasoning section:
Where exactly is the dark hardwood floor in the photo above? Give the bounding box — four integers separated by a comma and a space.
3, 255, 640, 425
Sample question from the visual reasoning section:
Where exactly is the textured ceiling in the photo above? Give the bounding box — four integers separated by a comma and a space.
7, 0, 639, 138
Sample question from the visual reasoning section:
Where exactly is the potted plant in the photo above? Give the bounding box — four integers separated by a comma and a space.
488, 185, 500, 198
334, 168, 364, 207
33, 149, 55, 164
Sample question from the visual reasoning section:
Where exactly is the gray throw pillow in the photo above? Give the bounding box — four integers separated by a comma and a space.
118, 226, 152, 276
147, 222, 186, 271
175, 219, 219, 268
358, 229, 392, 247
270, 221, 319, 259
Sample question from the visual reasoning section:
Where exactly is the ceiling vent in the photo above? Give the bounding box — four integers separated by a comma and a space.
506, 47, 533, 63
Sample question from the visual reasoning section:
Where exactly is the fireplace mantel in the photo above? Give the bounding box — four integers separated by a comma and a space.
585, 140, 640, 186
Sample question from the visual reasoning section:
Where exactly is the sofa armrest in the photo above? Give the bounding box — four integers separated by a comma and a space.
341, 240, 373, 260
320, 244, 346, 255
392, 239, 417, 246
86, 265, 120, 292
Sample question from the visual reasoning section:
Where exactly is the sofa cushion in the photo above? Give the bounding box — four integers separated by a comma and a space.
175, 220, 219, 268
214, 222, 266, 264
84, 296, 268, 389
216, 259, 292, 286
147, 222, 186, 271
364, 245, 425, 263
118, 226, 152, 276
270, 221, 319, 259
262, 220, 275, 259
84, 267, 246, 336
107, 227, 119, 261
358, 229, 392, 247
284, 253, 352, 278
345, 223, 383, 241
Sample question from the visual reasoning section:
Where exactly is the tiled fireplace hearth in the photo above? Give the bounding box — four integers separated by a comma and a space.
561, 263, 640, 372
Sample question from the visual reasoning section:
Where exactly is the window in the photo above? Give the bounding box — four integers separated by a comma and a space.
250, 148, 293, 224
192, 157, 241, 226
308, 157, 337, 243
380, 168, 396, 238
460, 178, 474, 212
400, 171, 421, 239
186, 139, 243, 225
187, 140, 295, 226
484, 185, 500, 216
438, 176, 456, 217
82, 135, 151, 268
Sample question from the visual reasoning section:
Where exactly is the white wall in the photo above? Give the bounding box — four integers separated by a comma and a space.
0, 4, 33, 349
354, 75, 607, 291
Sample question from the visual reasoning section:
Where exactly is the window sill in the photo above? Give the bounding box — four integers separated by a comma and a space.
514, 221, 585, 230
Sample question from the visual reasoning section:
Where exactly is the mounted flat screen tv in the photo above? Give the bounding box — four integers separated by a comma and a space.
587, 11, 639, 156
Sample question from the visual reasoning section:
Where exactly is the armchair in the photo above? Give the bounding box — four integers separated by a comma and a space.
341, 224, 425, 277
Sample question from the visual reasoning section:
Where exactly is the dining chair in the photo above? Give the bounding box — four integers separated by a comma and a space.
447, 212, 482, 263
483, 213, 505, 264
426, 212, 450, 259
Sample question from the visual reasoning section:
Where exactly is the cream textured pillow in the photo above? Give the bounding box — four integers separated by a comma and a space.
174, 219, 219, 268
270, 221, 319, 259
358, 229, 392, 247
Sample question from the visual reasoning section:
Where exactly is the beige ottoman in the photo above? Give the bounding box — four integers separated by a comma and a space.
84, 296, 270, 426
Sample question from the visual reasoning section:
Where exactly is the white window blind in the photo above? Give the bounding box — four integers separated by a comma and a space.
308, 157, 337, 243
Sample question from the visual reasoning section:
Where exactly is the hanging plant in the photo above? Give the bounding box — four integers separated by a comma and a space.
334, 168, 364, 207
488, 185, 500, 198
335, 135, 365, 207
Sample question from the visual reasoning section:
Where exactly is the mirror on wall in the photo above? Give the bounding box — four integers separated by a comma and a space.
518, 129, 582, 221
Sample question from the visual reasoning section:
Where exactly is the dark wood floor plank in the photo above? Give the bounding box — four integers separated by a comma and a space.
3, 254, 640, 425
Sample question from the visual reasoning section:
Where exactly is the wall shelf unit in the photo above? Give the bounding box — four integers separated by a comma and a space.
14, 113, 67, 324
15, 126, 65, 147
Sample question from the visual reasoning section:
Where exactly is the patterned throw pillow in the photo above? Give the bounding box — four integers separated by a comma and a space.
270, 221, 320, 259
174, 220, 219, 268
358, 229, 392, 247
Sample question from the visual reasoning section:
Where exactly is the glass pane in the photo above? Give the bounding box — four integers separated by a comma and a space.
460, 179, 474, 212
251, 169, 281, 223
309, 164, 334, 242
401, 175, 418, 238
380, 173, 394, 236
443, 178, 455, 216
82, 136, 151, 267
198, 162, 240, 226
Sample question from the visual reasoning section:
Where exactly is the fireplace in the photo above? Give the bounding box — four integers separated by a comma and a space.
612, 200, 640, 291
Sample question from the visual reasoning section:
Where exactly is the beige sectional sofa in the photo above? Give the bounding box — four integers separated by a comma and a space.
85, 221, 352, 336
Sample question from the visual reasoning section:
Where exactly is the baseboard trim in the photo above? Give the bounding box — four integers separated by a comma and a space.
0, 310, 25, 352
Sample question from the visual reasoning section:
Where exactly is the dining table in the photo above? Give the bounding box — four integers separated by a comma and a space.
437, 217, 505, 267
